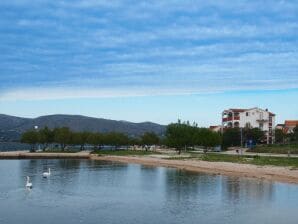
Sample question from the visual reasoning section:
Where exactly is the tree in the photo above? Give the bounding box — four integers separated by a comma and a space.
203, 130, 222, 148
165, 121, 222, 154
141, 132, 160, 146
192, 128, 221, 149
21, 130, 39, 152
165, 123, 193, 154
128, 136, 141, 148
275, 129, 286, 144
222, 128, 241, 148
70, 131, 90, 150
53, 127, 72, 151
38, 126, 53, 151
87, 133, 104, 150
104, 132, 129, 149
243, 128, 265, 144
291, 125, 298, 143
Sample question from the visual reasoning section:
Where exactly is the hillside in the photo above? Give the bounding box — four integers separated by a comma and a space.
0, 114, 166, 142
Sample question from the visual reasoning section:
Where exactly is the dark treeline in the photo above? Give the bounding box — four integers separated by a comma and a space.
223, 126, 298, 147
21, 127, 160, 152
222, 127, 265, 148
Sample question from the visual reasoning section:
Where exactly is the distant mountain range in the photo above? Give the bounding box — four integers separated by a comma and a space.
0, 114, 166, 142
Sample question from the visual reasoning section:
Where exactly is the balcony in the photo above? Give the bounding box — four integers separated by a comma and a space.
257, 119, 268, 123
222, 116, 240, 122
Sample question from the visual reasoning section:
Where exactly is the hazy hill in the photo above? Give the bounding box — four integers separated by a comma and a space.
0, 114, 166, 142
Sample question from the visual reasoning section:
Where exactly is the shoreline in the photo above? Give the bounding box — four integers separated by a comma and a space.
1, 151, 298, 184
0, 151, 90, 159
91, 155, 298, 184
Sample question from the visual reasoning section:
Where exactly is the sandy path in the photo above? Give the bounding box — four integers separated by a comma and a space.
91, 155, 298, 184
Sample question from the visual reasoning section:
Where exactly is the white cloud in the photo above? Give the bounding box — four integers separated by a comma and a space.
0, 0, 297, 101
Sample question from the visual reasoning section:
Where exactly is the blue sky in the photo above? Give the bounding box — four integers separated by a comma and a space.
0, 0, 297, 125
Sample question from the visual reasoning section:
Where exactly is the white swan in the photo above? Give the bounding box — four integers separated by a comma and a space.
42, 168, 51, 178
26, 176, 33, 189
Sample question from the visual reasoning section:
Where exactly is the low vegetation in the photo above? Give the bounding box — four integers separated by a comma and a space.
171, 153, 298, 168
248, 144, 298, 154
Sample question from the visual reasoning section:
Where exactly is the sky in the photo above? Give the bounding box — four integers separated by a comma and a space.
0, 0, 297, 126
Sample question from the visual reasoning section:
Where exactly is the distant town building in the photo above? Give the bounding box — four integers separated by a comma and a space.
275, 124, 284, 130
278, 120, 298, 134
209, 125, 222, 132
222, 107, 275, 144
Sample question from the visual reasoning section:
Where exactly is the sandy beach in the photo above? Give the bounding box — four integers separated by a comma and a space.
91, 155, 298, 184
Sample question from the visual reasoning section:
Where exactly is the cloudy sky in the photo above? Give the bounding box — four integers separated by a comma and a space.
0, 0, 297, 125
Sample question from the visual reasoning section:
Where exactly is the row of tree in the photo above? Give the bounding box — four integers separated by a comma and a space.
21, 122, 222, 153
21, 127, 160, 152
22, 121, 294, 153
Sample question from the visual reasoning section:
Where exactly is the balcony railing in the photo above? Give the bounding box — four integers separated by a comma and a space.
256, 119, 268, 123
222, 116, 240, 122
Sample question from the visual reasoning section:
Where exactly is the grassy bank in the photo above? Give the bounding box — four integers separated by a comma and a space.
172, 153, 298, 168
93, 150, 161, 156
248, 144, 298, 154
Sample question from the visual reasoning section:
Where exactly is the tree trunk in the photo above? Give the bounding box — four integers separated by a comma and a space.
42, 143, 48, 152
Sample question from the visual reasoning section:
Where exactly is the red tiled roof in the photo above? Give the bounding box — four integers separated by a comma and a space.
229, 108, 246, 112
227, 108, 275, 115
285, 120, 298, 127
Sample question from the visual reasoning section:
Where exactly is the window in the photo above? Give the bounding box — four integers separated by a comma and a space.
245, 122, 251, 128
246, 112, 249, 116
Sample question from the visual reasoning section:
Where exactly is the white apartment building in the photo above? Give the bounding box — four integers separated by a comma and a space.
222, 107, 275, 144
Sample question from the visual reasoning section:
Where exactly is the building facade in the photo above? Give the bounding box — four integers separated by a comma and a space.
222, 107, 275, 144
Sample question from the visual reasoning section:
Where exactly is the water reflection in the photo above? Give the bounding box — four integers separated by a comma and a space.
221, 177, 274, 204
0, 159, 297, 224
18, 160, 278, 204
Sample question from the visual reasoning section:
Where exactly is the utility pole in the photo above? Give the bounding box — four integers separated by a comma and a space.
240, 128, 243, 148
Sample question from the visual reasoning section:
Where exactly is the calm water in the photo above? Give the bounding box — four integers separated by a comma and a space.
0, 160, 298, 224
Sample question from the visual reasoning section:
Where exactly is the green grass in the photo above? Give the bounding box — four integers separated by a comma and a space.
93, 150, 161, 156
248, 144, 298, 154
169, 153, 298, 168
